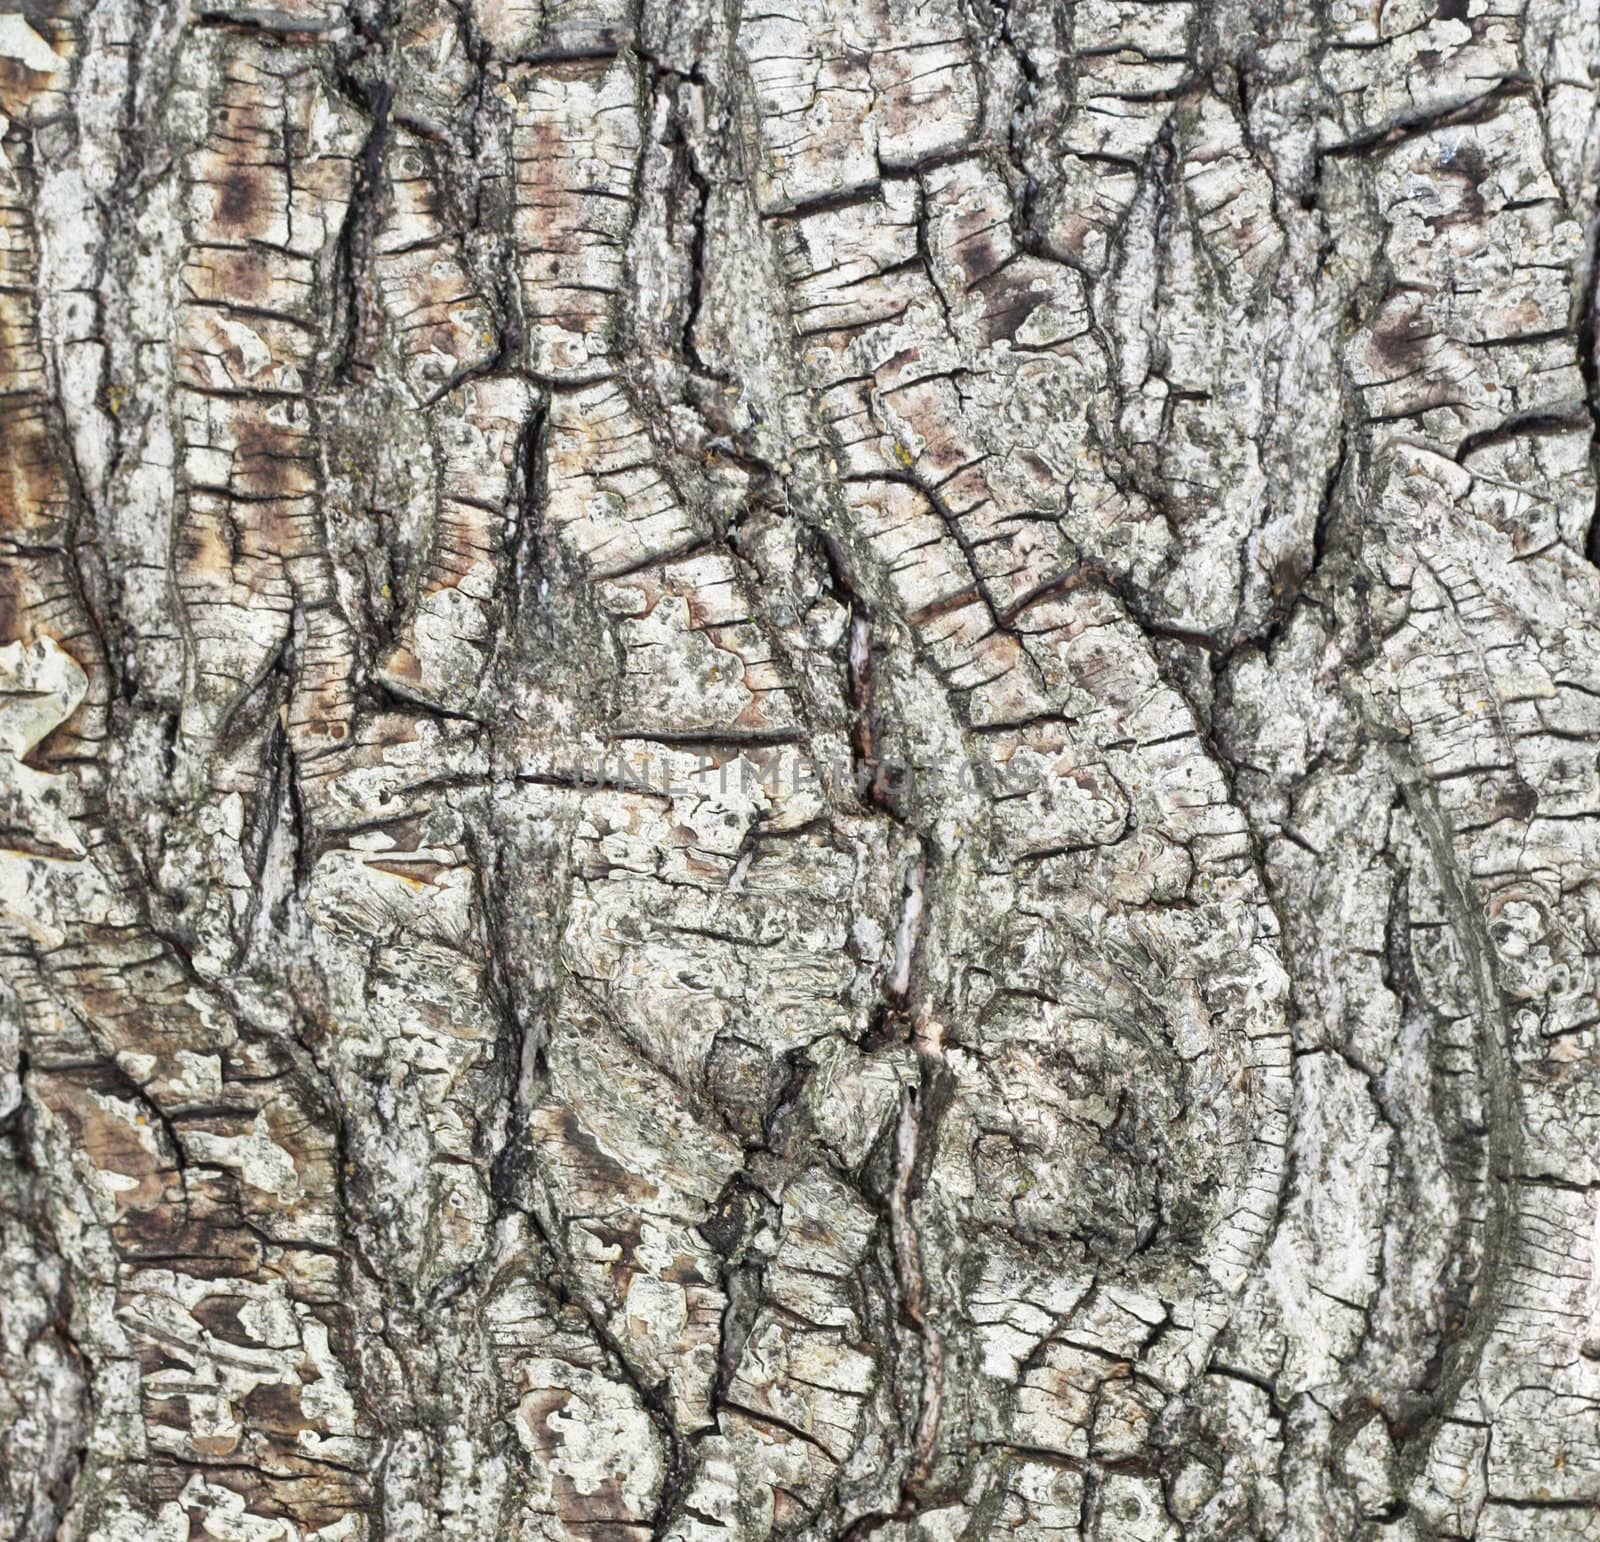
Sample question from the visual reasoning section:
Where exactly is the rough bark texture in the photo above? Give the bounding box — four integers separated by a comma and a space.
1, 0, 1599, 1535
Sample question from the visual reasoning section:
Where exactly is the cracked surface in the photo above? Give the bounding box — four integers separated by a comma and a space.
0, 0, 1599, 1535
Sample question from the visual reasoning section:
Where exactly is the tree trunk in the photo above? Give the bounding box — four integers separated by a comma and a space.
1, 0, 1598, 1535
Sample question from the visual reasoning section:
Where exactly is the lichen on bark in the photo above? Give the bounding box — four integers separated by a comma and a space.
1, 0, 1599, 1536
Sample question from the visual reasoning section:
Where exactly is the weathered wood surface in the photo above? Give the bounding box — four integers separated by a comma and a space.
0, 0, 1598, 1535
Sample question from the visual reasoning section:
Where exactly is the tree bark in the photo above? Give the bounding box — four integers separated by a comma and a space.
1, 0, 1598, 1535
